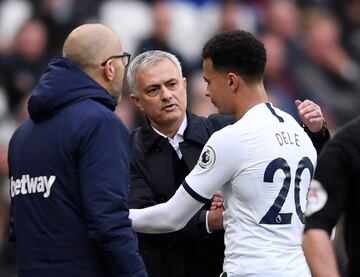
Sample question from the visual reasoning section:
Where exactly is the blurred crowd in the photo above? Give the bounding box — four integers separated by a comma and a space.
0, 0, 359, 275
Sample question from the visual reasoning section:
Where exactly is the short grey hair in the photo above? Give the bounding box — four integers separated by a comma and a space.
127, 50, 183, 94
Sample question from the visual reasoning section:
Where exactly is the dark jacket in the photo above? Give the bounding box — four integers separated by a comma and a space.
8, 57, 147, 277
305, 117, 360, 277
129, 112, 233, 277
129, 110, 330, 277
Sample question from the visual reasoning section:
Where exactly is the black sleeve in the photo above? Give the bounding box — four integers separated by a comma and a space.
305, 132, 350, 235
303, 122, 331, 154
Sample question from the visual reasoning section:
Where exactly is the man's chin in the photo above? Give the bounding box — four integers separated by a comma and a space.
217, 107, 233, 115
161, 111, 184, 123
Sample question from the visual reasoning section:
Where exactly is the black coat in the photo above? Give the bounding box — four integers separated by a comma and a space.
129, 112, 234, 277
129, 110, 330, 277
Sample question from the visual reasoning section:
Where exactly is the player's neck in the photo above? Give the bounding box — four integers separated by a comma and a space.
234, 83, 268, 120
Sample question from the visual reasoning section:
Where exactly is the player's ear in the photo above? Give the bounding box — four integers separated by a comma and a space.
130, 93, 144, 111
227, 73, 238, 92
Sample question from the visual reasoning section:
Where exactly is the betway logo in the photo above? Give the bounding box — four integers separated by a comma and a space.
10, 175, 56, 198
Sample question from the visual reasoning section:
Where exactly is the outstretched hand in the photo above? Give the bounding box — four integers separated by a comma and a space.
295, 99, 325, 133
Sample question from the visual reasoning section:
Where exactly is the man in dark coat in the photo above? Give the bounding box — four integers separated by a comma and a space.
303, 116, 360, 277
127, 50, 329, 277
8, 24, 147, 277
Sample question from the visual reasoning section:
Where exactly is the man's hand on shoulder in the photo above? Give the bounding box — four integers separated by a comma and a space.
295, 99, 326, 133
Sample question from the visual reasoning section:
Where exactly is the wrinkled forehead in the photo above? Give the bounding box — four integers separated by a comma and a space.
136, 59, 182, 86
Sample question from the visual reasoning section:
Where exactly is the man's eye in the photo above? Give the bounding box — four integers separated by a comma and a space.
147, 88, 157, 94
167, 82, 178, 90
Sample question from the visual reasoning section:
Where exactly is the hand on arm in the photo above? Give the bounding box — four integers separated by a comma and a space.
303, 229, 340, 277
210, 191, 223, 210
207, 191, 224, 231
207, 208, 224, 231
295, 99, 326, 133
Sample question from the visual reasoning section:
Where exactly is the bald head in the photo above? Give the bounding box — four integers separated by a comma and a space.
63, 24, 122, 70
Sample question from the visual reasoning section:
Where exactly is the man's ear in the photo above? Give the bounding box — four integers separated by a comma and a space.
183, 77, 187, 89
130, 93, 144, 111
103, 60, 116, 81
227, 73, 239, 92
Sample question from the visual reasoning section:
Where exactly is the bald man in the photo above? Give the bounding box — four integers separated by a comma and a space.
8, 24, 147, 277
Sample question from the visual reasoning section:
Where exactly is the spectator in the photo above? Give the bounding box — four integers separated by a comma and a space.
262, 33, 299, 117
263, 0, 303, 69
31, 0, 103, 56
135, 0, 191, 78
0, 19, 48, 114
320, 0, 360, 64
291, 8, 360, 127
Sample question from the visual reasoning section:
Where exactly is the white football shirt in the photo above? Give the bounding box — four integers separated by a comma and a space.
184, 103, 317, 277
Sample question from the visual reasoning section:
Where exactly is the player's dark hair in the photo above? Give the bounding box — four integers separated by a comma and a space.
202, 30, 266, 83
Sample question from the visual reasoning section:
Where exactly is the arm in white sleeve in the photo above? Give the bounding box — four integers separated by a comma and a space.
130, 130, 241, 234
129, 185, 207, 233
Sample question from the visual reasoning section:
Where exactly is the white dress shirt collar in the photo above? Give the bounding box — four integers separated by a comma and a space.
152, 115, 188, 159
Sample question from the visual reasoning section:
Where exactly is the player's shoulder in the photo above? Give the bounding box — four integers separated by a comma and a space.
208, 123, 236, 141
271, 106, 308, 134
205, 121, 253, 163
272, 106, 300, 125
204, 123, 244, 153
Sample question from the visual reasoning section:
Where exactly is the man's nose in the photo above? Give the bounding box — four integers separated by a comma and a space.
161, 87, 173, 100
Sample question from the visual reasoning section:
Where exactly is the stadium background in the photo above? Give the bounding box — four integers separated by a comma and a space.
0, 0, 358, 275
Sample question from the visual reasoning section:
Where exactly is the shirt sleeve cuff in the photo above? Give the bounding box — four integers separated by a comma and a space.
303, 120, 330, 141
205, 211, 212, 234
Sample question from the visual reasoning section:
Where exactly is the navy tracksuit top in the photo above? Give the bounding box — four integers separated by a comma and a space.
8, 57, 147, 276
